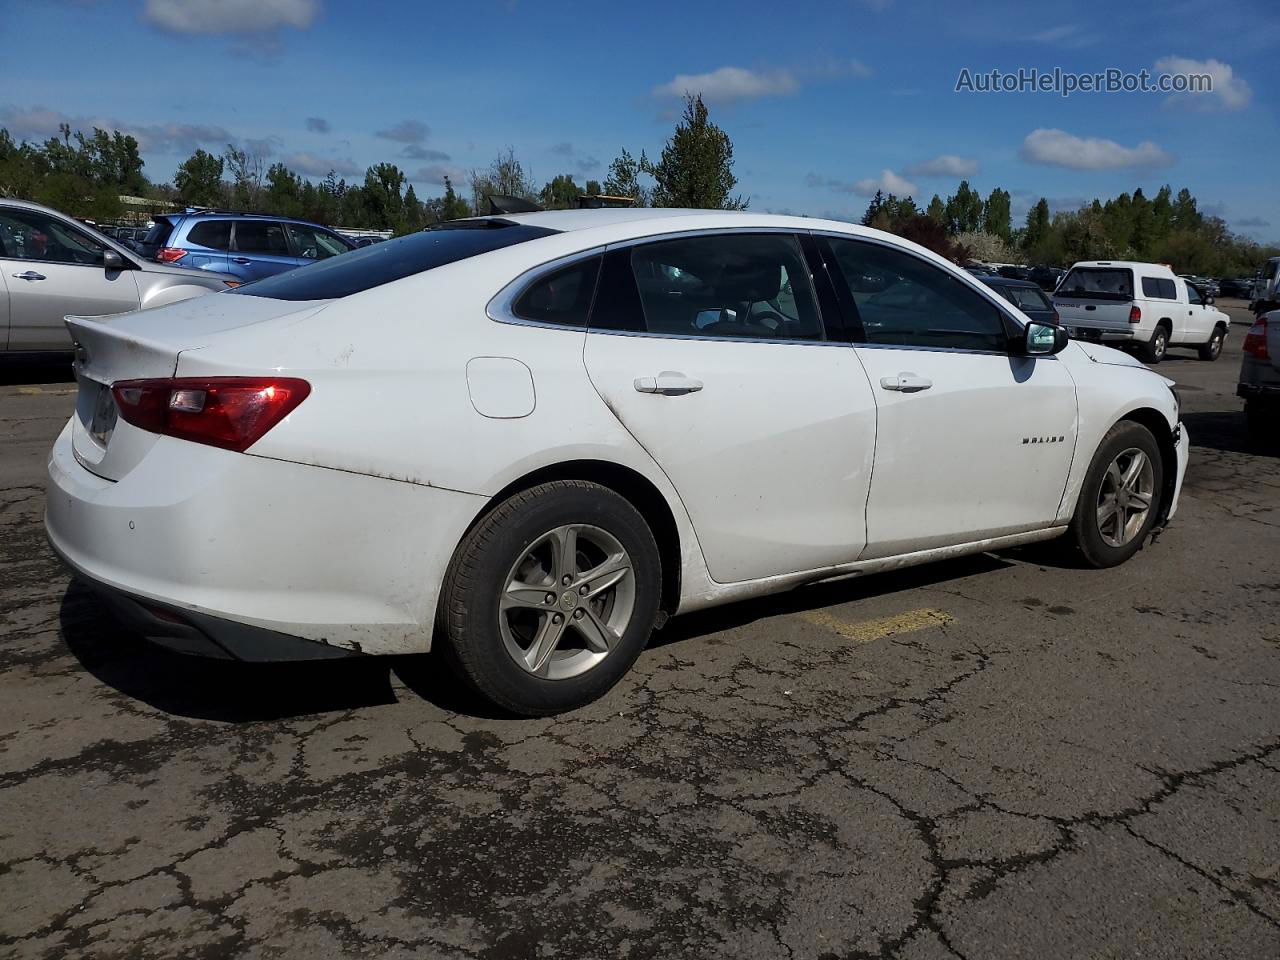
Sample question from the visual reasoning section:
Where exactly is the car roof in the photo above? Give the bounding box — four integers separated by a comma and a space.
982, 276, 1043, 289
1071, 260, 1175, 274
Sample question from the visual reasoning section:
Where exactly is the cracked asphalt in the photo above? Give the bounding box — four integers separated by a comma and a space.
2, 304, 1278, 959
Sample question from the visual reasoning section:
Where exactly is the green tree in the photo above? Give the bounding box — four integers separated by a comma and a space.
440, 176, 470, 221
945, 180, 983, 234
540, 173, 582, 209
174, 149, 225, 207
264, 163, 304, 217
470, 147, 537, 213
1024, 198, 1051, 249
603, 148, 648, 205
646, 94, 746, 210
925, 194, 947, 225
861, 190, 886, 226
982, 188, 1011, 241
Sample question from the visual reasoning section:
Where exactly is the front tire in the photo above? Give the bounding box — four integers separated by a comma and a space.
1197, 325, 1225, 361
439, 481, 662, 716
1069, 421, 1165, 568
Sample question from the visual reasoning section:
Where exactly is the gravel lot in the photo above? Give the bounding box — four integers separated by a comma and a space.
2, 303, 1277, 959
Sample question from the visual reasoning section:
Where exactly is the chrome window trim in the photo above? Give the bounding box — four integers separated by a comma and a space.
806, 228, 1030, 349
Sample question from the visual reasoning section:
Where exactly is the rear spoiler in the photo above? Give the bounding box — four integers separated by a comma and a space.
486, 195, 543, 215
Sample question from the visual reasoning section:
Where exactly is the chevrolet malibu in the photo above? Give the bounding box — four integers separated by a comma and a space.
47, 210, 1189, 715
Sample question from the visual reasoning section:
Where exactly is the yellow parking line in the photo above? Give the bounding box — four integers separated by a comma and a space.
14, 386, 76, 396
797, 607, 954, 645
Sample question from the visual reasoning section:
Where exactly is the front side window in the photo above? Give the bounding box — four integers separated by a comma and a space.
826, 237, 1008, 351
627, 233, 823, 341
512, 256, 601, 326
1186, 282, 1203, 305
287, 223, 351, 260
233, 221, 290, 255
0, 208, 104, 265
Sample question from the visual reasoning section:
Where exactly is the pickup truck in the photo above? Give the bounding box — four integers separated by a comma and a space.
1251, 256, 1279, 315
1052, 260, 1230, 363
1239, 310, 1280, 443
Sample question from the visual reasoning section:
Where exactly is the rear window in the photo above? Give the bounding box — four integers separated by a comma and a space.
1141, 277, 1176, 299
1005, 285, 1053, 312
142, 219, 174, 248
512, 257, 601, 326
1264, 260, 1279, 280
1058, 267, 1133, 300
187, 220, 232, 251
232, 220, 560, 301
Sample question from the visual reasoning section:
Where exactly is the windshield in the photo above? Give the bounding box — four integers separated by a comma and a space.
1058, 267, 1133, 300
231, 220, 559, 301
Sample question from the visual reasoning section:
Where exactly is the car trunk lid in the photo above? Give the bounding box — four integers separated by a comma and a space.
65, 294, 329, 481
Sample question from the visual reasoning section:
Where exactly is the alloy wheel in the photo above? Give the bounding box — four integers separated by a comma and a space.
499, 524, 636, 680
1096, 447, 1155, 547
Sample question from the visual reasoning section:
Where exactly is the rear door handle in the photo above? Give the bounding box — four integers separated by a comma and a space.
880, 373, 932, 393
633, 371, 704, 396
231, 257, 252, 264
12, 270, 46, 281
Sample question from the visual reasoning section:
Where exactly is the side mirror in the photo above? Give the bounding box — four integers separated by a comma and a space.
1023, 320, 1069, 356
1206, 295, 1215, 305
103, 249, 128, 271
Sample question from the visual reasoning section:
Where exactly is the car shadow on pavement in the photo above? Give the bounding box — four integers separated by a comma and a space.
650, 553, 1013, 649
1182, 409, 1276, 457
59, 581, 403, 723
0, 362, 75, 386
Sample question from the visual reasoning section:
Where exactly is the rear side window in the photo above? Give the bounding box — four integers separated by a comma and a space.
1059, 267, 1133, 300
1141, 277, 1176, 299
232, 220, 559, 301
187, 220, 232, 251
512, 257, 601, 326
625, 233, 824, 341
1263, 260, 1279, 280
234, 221, 290, 255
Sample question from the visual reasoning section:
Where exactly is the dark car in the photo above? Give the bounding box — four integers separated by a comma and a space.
997, 265, 1035, 282
1029, 266, 1065, 291
979, 276, 1059, 326
140, 211, 355, 283
1219, 277, 1253, 299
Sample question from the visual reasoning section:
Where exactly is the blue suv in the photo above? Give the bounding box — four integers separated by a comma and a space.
140, 211, 355, 283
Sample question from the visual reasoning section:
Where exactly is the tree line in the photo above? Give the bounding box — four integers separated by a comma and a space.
858, 180, 1276, 277
0, 95, 1273, 275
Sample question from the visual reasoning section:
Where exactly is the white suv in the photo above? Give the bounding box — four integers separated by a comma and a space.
1053, 260, 1230, 363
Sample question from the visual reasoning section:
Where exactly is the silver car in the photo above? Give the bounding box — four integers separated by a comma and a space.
0, 199, 238, 358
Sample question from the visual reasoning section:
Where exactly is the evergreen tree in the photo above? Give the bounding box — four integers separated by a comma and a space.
981, 188, 1012, 240
646, 94, 746, 210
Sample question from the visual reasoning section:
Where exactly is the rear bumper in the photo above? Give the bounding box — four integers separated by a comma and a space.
1066, 326, 1136, 343
46, 420, 485, 657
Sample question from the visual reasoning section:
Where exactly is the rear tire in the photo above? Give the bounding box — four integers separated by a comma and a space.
1069, 421, 1165, 568
1197, 325, 1225, 361
438, 480, 661, 716
1139, 324, 1169, 364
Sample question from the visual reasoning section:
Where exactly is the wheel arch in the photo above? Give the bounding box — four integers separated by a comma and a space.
464, 459, 683, 618
1116, 406, 1178, 527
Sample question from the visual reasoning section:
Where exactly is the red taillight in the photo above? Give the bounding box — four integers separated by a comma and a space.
1243, 317, 1270, 360
1128, 305, 1142, 324
1052, 310, 1061, 325
111, 377, 311, 452
156, 247, 187, 263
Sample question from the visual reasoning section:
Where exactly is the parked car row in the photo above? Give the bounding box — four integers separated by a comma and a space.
0, 199, 238, 357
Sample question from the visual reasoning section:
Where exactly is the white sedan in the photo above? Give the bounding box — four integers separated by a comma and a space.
47, 210, 1189, 715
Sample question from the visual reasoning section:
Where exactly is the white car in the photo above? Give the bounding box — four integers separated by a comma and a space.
46, 210, 1189, 715
1053, 260, 1230, 363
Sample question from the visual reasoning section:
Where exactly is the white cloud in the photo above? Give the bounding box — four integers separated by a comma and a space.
0, 105, 232, 154
1020, 128, 1173, 170
1029, 24, 1094, 47
375, 120, 429, 144
850, 169, 918, 197
905, 154, 978, 177
653, 66, 799, 105
144, 0, 319, 35
1155, 56, 1251, 111
282, 152, 360, 177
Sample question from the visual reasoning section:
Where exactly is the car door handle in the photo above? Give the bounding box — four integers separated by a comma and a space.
12, 270, 46, 281
633, 372, 704, 396
880, 373, 932, 393
231, 257, 252, 264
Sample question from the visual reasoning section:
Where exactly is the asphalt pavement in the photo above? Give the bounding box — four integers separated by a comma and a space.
1, 304, 1277, 959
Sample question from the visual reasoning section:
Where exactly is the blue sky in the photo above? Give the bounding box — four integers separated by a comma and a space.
3, 0, 1277, 239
